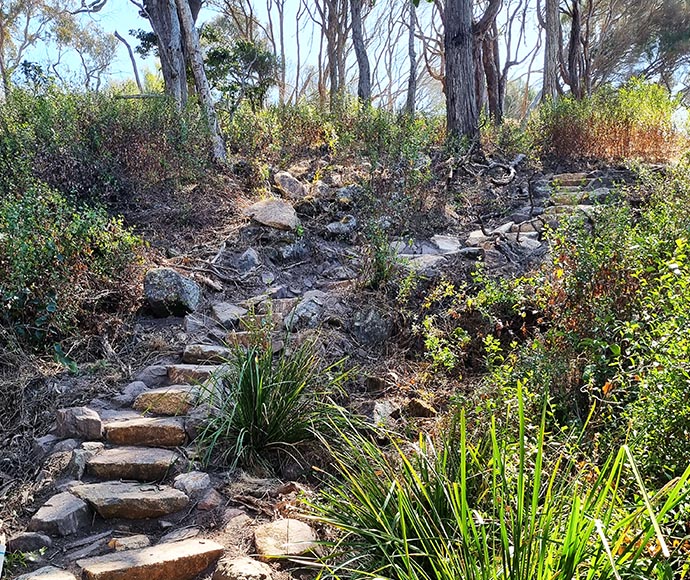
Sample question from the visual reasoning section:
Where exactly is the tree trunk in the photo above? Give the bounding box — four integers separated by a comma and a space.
482, 22, 502, 124
567, 0, 583, 98
542, 0, 560, 102
445, 0, 478, 142
144, 0, 188, 105
350, 0, 371, 103
405, 0, 417, 116
174, 0, 227, 164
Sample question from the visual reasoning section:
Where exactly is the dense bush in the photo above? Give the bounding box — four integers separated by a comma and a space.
534, 78, 684, 162
0, 88, 211, 202
467, 164, 690, 483
0, 184, 142, 346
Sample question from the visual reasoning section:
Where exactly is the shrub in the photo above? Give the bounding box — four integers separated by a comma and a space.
0, 88, 211, 202
471, 163, 690, 482
312, 392, 690, 580
534, 78, 684, 162
196, 329, 349, 471
0, 184, 143, 346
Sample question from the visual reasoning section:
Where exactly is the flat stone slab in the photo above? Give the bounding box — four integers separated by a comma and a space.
87, 447, 181, 481
133, 385, 198, 416
72, 482, 188, 519
244, 199, 299, 231
77, 538, 225, 580
182, 344, 233, 365
28, 492, 91, 537
254, 519, 317, 560
16, 566, 78, 580
211, 303, 248, 327
105, 417, 186, 448
167, 364, 225, 385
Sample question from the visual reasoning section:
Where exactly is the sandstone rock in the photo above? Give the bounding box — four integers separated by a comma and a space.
244, 199, 299, 231
254, 519, 317, 560
213, 557, 273, 580
182, 344, 233, 365
28, 492, 91, 536
77, 538, 225, 580
87, 447, 181, 482
72, 482, 188, 519
174, 471, 211, 498
105, 417, 186, 448
167, 363, 225, 385
491, 222, 515, 236
466, 230, 491, 246
225, 332, 253, 349
552, 172, 589, 187
109, 535, 151, 551
144, 268, 201, 317
8, 531, 53, 553
56, 407, 102, 440
212, 303, 249, 327
15, 566, 77, 580
53, 438, 81, 453
406, 398, 437, 418
184, 403, 214, 440
134, 365, 169, 388
197, 489, 223, 511
67, 443, 104, 480
274, 171, 307, 199
133, 385, 198, 416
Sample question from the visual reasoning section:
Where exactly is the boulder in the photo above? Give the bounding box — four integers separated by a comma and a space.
182, 344, 233, 365
274, 171, 307, 199
56, 407, 102, 440
284, 290, 327, 331
237, 248, 261, 273
213, 557, 273, 580
325, 215, 357, 238
134, 365, 169, 388
254, 519, 317, 560
108, 535, 151, 552
28, 492, 91, 536
144, 268, 201, 317
244, 200, 299, 231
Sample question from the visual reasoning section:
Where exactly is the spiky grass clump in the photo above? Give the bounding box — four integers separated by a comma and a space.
197, 336, 348, 471
311, 386, 690, 580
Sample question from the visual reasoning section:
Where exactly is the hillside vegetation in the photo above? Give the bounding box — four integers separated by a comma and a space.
1, 79, 690, 580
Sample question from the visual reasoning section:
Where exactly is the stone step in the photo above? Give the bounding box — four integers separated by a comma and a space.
15, 566, 77, 580
182, 344, 232, 365
551, 172, 590, 187
87, 447, 182, 482
133, 385, 199, 416
167, 363, 226, 384
71, 482, 188, 519
104, 416, 186, 448
77, 538, 225, 580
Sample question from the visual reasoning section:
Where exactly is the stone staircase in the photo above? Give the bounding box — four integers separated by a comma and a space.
10, 322, 316, 580
5, 169, 631, 580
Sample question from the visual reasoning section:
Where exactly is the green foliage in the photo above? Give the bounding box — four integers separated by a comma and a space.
0, 184, 142, 346
0, 88, 211, 202
361, 224, 399, 290
477, 163, 690, 482
203, 24, 279, 115
312, 391, 690, 580
197, 327, 349, 472
534, 78, 683, 162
